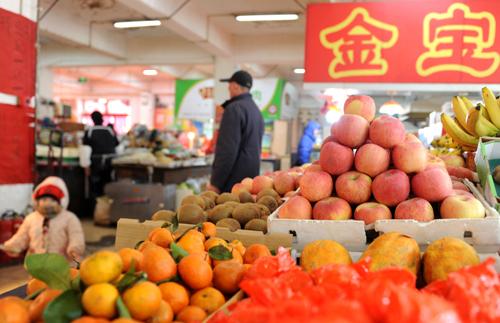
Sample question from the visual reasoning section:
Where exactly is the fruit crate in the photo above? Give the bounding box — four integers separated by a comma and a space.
267, 180, 500, 253
475, 136, 500, 211
115, 218, 293, 251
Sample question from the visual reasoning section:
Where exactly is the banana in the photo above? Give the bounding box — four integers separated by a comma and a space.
481, 87, 500, 128
466, 106, 479, 137
441, 113, 479, 147
452, 96, 469, 131
475, 105, 499, 137
461, 96, 475, 110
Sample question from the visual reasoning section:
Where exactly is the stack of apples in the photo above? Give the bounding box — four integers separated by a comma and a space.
279, 95, 485, 224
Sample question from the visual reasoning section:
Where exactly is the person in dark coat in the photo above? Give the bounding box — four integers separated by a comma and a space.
297, 121, 320, 165
208, 71, 264, 193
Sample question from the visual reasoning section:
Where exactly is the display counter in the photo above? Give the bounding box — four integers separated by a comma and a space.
113, 163, 212, 185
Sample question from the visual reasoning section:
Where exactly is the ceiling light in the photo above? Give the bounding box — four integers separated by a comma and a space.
143, 69, 158, 76
235, 14, 299, 22
114, 20, 161, 29
294, 68, 305, 74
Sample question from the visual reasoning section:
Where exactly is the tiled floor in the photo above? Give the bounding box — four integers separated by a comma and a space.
0, 219, 116, 294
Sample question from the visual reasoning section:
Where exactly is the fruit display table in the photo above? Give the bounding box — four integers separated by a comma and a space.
113, 164, 212, 185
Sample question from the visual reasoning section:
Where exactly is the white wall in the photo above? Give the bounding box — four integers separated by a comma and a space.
0, 0, 37, 213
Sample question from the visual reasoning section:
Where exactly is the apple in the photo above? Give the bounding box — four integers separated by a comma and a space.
335, 171, 372, 204
440, 195, 485, 219
319, 142, 354, 175
273, 171, 296, 196
251, 176, 273, 194
241, 177, 253, 191
372, 169, 410, 207
411, 167, 453, 202
369, 115, 406, 148
330, 114, 369, 148
392, 141, 428, 173
439, 155, 466, 168
299, 170, 333, 202
354, 202, 392, 225
343, 95, 376, 122
321, 135, 336, 148
452, 180, 469, 192
394, 198, 434, 222
304, 164, 323, 174
354, 143, 390, 177
278, 195, 312, 219
231, 183, 247, 195
451, 189, 474, 198
312, 197, 352, 220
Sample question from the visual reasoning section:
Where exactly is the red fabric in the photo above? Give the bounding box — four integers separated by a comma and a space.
33, 184, 65, 201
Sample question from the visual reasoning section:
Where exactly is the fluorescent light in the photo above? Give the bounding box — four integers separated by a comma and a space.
235, 14, 299, 22
114, 20, 161, 29
143, 69, 158, 76
294, 68, 305, 74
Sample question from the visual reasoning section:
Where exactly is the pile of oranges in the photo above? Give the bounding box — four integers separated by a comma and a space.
0, 222, 273, 323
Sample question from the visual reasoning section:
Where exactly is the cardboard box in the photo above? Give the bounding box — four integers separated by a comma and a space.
115, 218, 292, 251
475, 137, 500, 210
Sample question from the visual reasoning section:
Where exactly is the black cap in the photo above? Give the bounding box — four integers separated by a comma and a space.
220, 70, 253, 89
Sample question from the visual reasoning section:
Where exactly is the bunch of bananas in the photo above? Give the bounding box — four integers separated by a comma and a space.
431, 134, 459, 149
441, 87, 500, 151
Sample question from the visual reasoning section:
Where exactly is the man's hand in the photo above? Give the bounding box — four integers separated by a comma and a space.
206, 184, 221, 194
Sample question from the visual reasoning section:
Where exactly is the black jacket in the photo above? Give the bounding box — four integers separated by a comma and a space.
211, 93, 264, 192
83, 126, 118, 156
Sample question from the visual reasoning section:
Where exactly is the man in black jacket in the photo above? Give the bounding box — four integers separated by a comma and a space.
208, 70, 264, 193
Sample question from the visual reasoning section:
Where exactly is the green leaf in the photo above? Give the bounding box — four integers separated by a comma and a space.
25, 254, 71, 290
117, 296, 131, 318
117, 272, 140, 293
171, 215, 179, 232
43, 289, 82, 323
134, 240, 145, 250
170, 242, 189, 263
70, 275, 81, 292
208, 245, 233, 260
25, 288, 45, 301
156, 274, 181, 285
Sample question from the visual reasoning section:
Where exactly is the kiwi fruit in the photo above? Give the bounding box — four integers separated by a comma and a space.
257, 195, 279, 213
181, 195, 206, 209
494, 165, 500, 184
224, 201, 240, 208
216, 218, 241, 231
201, 196, 215, 210
207, 204, 233, 223
238, 190, 254, 203
232, 204, 260, 226
250, 203, 271, 219
216, 193, 240, 205
151, 210, 176, 222
200, 190, 219, 203
244, 219, 267, 233
177, 204, 206, 224
256, 188, 281, 204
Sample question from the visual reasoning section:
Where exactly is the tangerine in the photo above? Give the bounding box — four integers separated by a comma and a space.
138, 240, 155, 252
82, 283, 119, 319
189, 287, 225, 314
80, 251, 123, 285
243, 244, 271, 264
204, 238, 228, 251
111, 319, 141, 323
149, 228, 175, 248
176, 306, 207, 322
177, 234, 205, 255
213, 262, 245, 295
0, 296, 30, 323
158, 282, 190, 315
229, 240, 246, 256
184, 229, 206, 243
142, 244, 177, 283
122, 281, 162, 321
26, 278, 47, 296
72, 316, 110, 323
149, 300, 174, 323
201, 222, 216, 239
178, 254, 213, 290
118, 248, 144, 272
29, 289, 62, 322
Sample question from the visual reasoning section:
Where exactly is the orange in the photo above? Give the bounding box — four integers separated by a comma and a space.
184, 229, 206, 243
149, 228, 175, 248
201, 222, 216, 239
122, 281, 162, 321
26, 278, 47, 295
204, 238, 228, 251
178, 254, 213, 290
111, 319, 141, 323
82, 283, 119, 319
212, 248, 243, 267
80, 251, 123, 285
72, 316, 110, 323
138, 240, 155, 252
142, 244, 177, 283
118, 248, 144, 272
29, 289, 62, 322
176, 306, 207, 322
243, 244, 271, 265
150, 300, 174, 323
0, 296, 30, 323
177, 234, 205, 255
213, 262, 246, 295
229, 240, 246, 256
189, 287, 225, 314
158, 282, 190, 315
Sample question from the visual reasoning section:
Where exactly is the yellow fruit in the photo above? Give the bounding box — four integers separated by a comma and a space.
190, 287, 225, 314
80, 251, 123, 285
300, 240, 352, 272
82, 283, 119, 319
360, 232, 420, 275
423, 237, 480, 284
122, 281, 162, 321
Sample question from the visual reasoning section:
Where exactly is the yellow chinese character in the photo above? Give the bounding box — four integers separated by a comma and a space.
320, 7, 399, 79
416, 3, 500, 78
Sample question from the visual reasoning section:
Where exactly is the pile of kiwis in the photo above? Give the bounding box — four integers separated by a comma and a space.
151, 188, 284, 234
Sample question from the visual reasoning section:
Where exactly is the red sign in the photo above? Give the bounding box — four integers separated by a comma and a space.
305, 1, 500, 83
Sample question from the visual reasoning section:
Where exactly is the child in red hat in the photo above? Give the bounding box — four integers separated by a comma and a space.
1, 177, 85, 261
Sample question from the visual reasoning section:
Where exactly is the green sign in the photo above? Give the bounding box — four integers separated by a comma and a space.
175, 79, 214, 120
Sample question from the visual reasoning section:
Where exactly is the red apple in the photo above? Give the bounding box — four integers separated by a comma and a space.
369, 115, 406, 148
274, 171, 295, 195
321, 135, 336, 148
335, 171, 372, 204
299, 170, 333, 202
319, 142, 354, 175
440, 195, 485, 219
251, 175, 273, 194
392, 141, 428, 173
354, 202, 392, 225
372, 169, 410, 207
331, 114, 369, 148
343, 95, 376, 122
303, 164, 323, 174
411, 167, 453, 202
451, 189, 474, 198
278, 195, 312, 219
354, 143, 390, 177
312, 197, 352, 220
231, 183, 247, 195
241, 177, 253, 191
452, 180, 469, 192
394, 198, 434, 222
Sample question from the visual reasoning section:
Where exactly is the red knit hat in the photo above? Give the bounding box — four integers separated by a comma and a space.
33, 184, 64, 202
